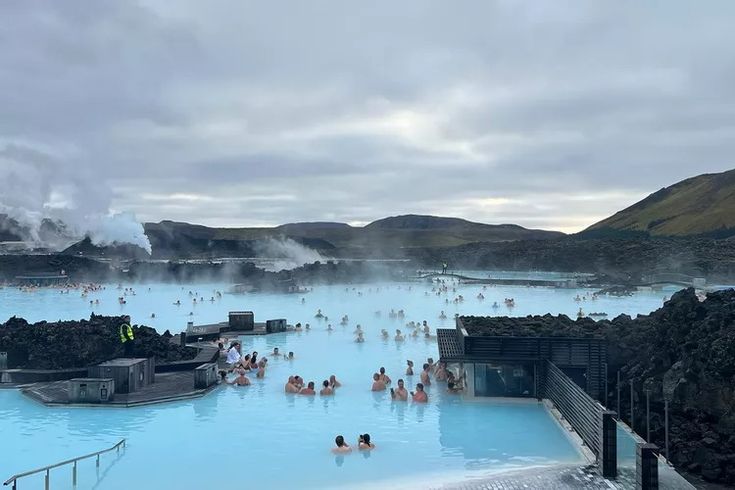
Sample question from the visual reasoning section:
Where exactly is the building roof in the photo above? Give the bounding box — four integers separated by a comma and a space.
96, 358, 149, 367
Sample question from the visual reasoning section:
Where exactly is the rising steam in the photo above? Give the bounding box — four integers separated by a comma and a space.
254, 237, 325, 271
0, 142, 152, 253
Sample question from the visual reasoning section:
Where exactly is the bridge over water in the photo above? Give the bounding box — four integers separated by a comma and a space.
412, 271, 580, 288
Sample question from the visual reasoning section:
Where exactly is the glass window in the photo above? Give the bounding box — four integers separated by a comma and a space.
474, 362, 536, 397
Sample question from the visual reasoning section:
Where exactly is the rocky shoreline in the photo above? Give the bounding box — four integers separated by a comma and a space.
0, 314, 197, 369
461, 288, 735, 485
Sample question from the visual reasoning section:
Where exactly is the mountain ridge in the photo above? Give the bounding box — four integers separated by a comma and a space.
585, 168, 735, 237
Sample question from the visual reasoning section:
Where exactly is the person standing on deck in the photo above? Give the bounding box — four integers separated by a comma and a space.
119, 315, 134, 356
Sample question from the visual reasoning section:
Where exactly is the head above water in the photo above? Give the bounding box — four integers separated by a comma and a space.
307, 381, 315, 389
335, 435, 345, 447
423, 363, 430, 370
323, 380, 329, 388
379, 367, 385, 374
398, 379, 404, 387
373, 373, 380, 381
362, 433, 371, 445
416, 383, 425, 392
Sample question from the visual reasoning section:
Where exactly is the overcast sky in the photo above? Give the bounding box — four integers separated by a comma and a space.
1, 1, 734, 233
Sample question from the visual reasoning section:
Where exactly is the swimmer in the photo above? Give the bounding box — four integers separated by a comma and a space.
151, 313, 156, 319
421, 363, 432, 385
332, 435, 352, 454
439, 310, 447, 320
272, 347, 280, 356
300, 381, 316, 395
329, 375, 342, 388
285, 376, 300, 393
358, 433, 375, 450
406, 360, 414, 376
229, 369, 251, 386
378, 367, 391, 385
371, 373, 386, 391
435, 362, 448, 381
305, 323, 311, 331
391, 379, 409, 401
320, 380, 334, 396
411, 383, 428, 403
354, 324, 363, 334
315, 309, 324, 318
256, 359, 267, 378
395, 329, 404, 341
295, 323, 303, 332
327, 324, 333, 331
381, 329, 389, 338
355, 331, 365, 343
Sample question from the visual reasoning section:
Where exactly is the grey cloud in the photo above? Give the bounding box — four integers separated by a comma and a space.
1, 0, 734, 234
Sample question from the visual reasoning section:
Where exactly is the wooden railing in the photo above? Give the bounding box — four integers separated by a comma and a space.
3, 439, 126, 489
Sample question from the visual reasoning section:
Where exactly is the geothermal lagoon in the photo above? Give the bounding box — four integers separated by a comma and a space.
0, 274, 678, 489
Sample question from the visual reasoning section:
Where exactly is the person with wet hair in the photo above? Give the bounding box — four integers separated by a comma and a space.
412, 383, 428, 403
371, 373, 386, 391
332, 435, 351, 454
329, 375, 342, 388
320, 380, 334, 396
406, 360, 414, 376
420, 363, 431, 385
300, 381, 316, 395
378, 367, 391, 385
391, 379, 408, 401
358, 433, 375, 450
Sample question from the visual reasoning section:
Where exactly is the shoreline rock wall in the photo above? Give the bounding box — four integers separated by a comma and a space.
0, 314, 197, 369
460, 288, 735, 485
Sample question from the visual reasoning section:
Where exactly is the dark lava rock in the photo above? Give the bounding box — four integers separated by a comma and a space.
460, 288, 735, 486
0, 314, 197, 369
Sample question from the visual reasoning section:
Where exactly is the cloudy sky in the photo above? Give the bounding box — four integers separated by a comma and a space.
1, 1, 734, 234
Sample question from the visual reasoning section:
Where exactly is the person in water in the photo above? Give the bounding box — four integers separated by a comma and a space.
371, 373, 386, 391
285, 376, 300, 393
391, 379, 409, 401
421, 363, 432, 385
378, 367, 391, 385
332, 435, 351, 454
358, 433, 375, 450
395, 329, 404, 341
300, 381, 316, 395
272, 347, 279, 356
229, 369, 251, 386
329, 375, 342, 388
412, 383, 428, 403
320, 380, 334, 396
406, 360, 414, 376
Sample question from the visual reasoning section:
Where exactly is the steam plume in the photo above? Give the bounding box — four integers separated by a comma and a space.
0, 142, 152, 253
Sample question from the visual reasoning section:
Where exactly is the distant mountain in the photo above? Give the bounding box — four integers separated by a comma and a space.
134, 215, 563, 259
585, 168, 735, 238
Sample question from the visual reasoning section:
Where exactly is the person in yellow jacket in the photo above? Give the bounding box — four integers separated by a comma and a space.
120, 315, 134, 356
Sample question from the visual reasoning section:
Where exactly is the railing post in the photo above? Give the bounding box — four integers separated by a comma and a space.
630, 379, 634, 432
636, 443, 659, 489
73, 460, 77, 486
616, 371, 621, 419
664, 399, 670, 462
96, 454, 100, 467
645, 388, 651, 441
601, 410, 618, 478
45, 469, 49, 490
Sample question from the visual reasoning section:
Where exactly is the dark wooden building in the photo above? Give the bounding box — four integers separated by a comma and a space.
437, 316, 607, 401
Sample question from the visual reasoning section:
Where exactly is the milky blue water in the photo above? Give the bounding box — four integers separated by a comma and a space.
0, 275, 681, 489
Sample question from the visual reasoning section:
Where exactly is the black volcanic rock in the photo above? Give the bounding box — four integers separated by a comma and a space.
0, 314, 197, 369
460, 288, 735, 485
62, 237, 150, 260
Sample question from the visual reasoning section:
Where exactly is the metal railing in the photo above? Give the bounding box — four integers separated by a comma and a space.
3, 439, 126, 489
542, 361, 604, 455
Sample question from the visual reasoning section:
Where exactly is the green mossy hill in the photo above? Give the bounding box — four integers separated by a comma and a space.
586, 168, 735, 237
